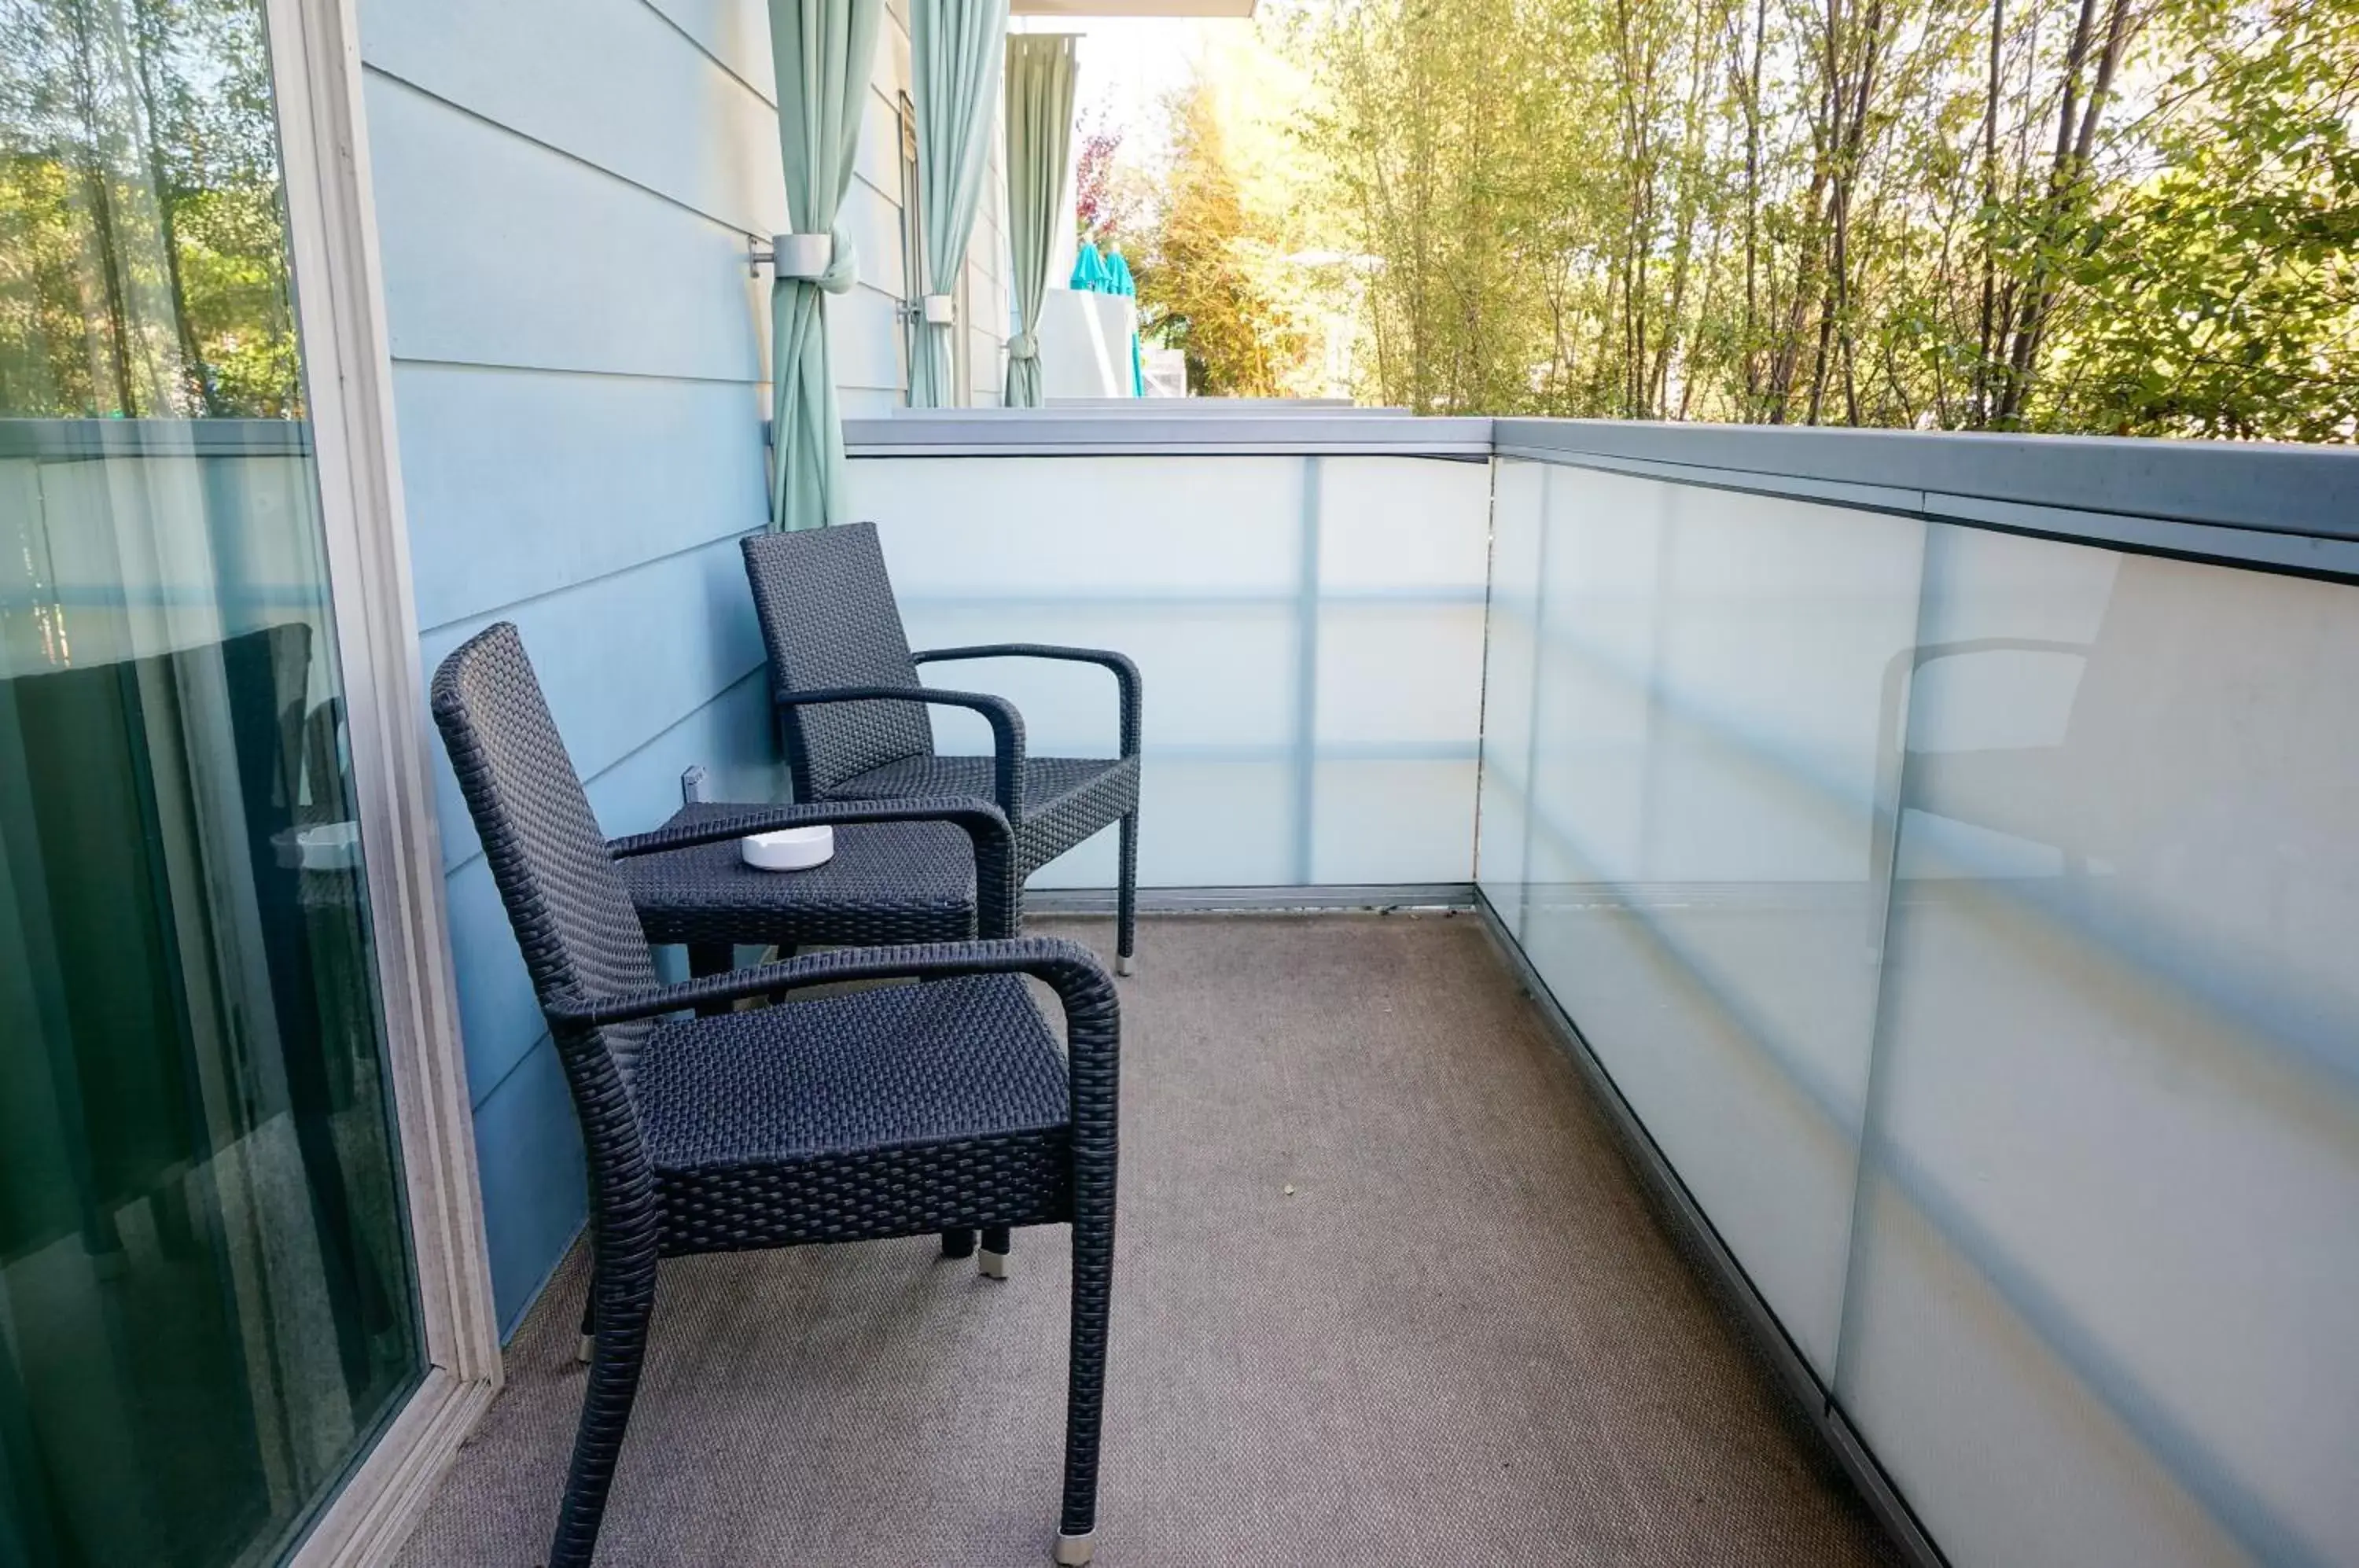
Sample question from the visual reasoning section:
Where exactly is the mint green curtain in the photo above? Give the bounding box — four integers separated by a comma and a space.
1002, 34, 1079, 409
767, 0, 883, 529
908, 0, 1009, 408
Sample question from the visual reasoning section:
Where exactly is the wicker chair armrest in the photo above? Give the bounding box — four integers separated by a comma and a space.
913, 644, 1142, 759
605, 797, 1008, 858
544, 938, 1120, 1132
774, 686, 1025, 819
606, 796, 1019, 938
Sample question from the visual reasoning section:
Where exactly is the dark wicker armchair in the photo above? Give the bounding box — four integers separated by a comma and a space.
430, 623, 1118, 1568
742, 521, 1143, 974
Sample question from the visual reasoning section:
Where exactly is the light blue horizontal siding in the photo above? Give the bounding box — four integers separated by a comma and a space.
358, 0, 860, 1332
853, 71, 903, 219
644, 0, 777, 102
830, 276, 907, 399
360, 0, 783, 236
365, 74, 767, 381
365, 73, 907, 398
469, 1037, 588, 1335
395, 362, 769, 630
587, 660, 776, 823
419, 536, 770, 870
630, 0, 913, 224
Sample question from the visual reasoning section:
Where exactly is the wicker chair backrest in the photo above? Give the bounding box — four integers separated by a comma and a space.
742, 521, 934, 797
429, 621, 661, 1082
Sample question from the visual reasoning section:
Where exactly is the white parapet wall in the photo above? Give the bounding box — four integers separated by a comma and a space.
1035, 289, 1139, 401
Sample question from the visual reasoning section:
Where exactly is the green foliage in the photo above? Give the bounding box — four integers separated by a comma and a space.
1132, 56, 1319, 396
1283, 0, 2358, 438
1299, 0, 1558, 412
0, 0, 300, 420
2035, 0, 2359, 437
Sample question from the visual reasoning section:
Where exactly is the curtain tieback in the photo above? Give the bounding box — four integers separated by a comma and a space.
1007, 332, 1040, 361
770, 226, 858, 294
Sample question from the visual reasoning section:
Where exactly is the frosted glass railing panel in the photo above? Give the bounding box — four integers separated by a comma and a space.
1311, 601, 1486, 883
1486, 460, 1924, 1375
848, 452, 1491, 888
1308, 459, 1490, 883
1837, 526, 2359, 1568
886, 602, 1300, 758
865, 455, 1308, 592
1315, 456, 1493, 591
1474, 458, 1543, 922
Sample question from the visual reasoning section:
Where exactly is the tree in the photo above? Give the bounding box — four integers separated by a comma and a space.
1073, 110, 1145, 252
1132, 47, 1326, 397
2027, 0, 2359, 437
1134, 79, 1302, 395
1290, 0, 2359, 438
1307, 0, 1558, 412
0, 0, 300, 419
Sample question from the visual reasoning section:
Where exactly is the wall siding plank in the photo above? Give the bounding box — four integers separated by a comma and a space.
641, 0, 776, 101
366, 75, 767, 381
470, 1039, 589, 1332
360, 0, 783, 235
396, 363, 768, 631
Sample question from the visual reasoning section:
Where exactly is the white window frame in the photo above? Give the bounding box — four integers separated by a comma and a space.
262, 0, 505, 1560
896, 89, 933, 403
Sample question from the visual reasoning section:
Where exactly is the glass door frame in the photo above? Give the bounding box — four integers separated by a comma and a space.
256, 0, 506, 1559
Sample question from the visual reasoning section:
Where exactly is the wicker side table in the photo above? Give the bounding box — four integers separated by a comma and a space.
619, 802, 1000, 1000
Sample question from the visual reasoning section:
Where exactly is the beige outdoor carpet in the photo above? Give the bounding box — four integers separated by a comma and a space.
395, 913, 1897, 1566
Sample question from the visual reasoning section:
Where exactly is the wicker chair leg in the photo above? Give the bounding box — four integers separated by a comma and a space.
940, 1228, 977, 1259
548, 1261, 656, 1568
980, 1225, 1013, 1279
1114, 810, 1139, 976
1056, 1198, 1114, 1563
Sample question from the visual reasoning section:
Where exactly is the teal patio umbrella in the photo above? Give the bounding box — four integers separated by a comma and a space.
1105, 249, 1144, 396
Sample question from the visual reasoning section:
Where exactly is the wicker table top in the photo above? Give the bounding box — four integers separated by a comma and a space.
620, 801, 978, 949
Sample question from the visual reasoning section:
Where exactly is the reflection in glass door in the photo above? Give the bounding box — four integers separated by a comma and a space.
0, 2, 421, 1563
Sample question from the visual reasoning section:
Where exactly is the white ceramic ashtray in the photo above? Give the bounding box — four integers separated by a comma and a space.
741, 825, 834, 871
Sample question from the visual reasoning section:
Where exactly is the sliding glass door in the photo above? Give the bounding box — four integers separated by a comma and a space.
1, 2, 422, 1562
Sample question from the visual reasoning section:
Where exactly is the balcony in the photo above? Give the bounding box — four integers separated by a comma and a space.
360, 408, 2351, 1565
9, 0, 2354, 1557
